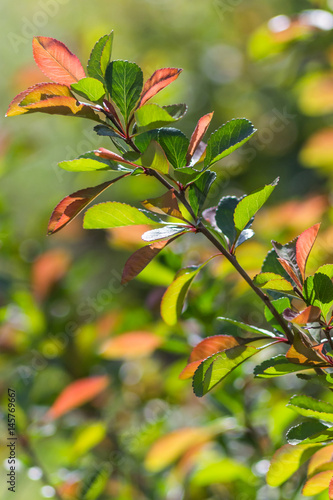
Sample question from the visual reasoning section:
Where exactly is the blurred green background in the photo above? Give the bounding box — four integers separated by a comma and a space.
2, 0, 333, 499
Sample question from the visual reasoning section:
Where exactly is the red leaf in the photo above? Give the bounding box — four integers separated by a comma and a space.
22, 95, 100, 120
283, 306, 321, 325
296, 223, 321, 281
122, 240, 170, 285
95, 148, 139, 168
32, 36, 85, 86
186, 112, 214, 164
142, 190, 185, 220
46, 376, 109, 419
48, 175, 128, 235
138, 68, 182, 108
179, 335, 242, 380
32, 249, 71, 301
100, 331, 162, 359
6, 82, 72, 117
277, 258, 303, 290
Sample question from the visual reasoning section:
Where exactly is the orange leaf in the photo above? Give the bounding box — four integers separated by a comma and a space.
138, 68, 182, 108
186, 112, 214, 164
302, 470, 333, 496
277, 258, 302, 290
22, 95, 99, 120
95, 148, 139, 168
48, 176, 128, 235
145, 427, 211, 472
32, 249, 71, 301
6, 82, 72, 117
142, 190, 185, 220
296, 223, 321, 281
32, 36, 85, 86
286, 331, 331, 366
179, 335, 242, 380
121, 240, 170, 285
100, 331, 162, 359
46, 376, 109, 419
308, 444, 333, 477
284, 306, 321, 325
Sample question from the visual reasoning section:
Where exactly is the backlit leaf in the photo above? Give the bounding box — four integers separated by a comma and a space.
296, 224, 320, 281
283, 306, 321, 325
105, 60, 143, 123
19, 95, 102, 121
308, 445, 333, 477
254, 355, 310, 378
71, 77, 106, 102
141, 140, 170, 174
95, 147, 139, 168
141, 225, 188, 242
267, 444, 321, 487
122, 240, 172, 285
87, 32, 113, 83
142, 190, 184, 219
193, 345, 258, 397
46, 376, 109, 419
138, 67, 182, 108
286, 330, 331, 366
83, 202, 159, 230
32, 36, 85, 86
100, 331, 162, 359
303, 471, 333, 496
186, 112, 214, 164
217, 317, 276, 338
188, 170, 217, 217
158, 128, 189, 169
234, 178, 278, 233
135, 103, 186, 133
59, 151, 129, 172
287, 395, 333, 423
304, 273, 333, 319
48, 176, 128, 234
265, 297, 291, 333
253, 272, 294, 292
204, 118, 256, 168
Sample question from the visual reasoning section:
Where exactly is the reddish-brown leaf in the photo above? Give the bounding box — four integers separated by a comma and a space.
48, 175, 128, 235
277, 258, 303, 290
283, 305, 321, 325
32, 36, 85, 86
22, 95, 100, 121
138, 68, 182, 108
100, 331, 162, 359
95, 148, 139, 168
186, 112, 214, 164
46, 376, 109, 419
122, 240, 170, 285
179, 335, 243, 380
296, 223, 321, 281
142, 190, 185, 220
286, 330, 331, 366
6, 82, 72, 117
32, 249, 71, 301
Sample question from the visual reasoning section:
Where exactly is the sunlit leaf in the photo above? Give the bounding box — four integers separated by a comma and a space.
141, 225, 188, 242
204, 118, 256, 168
283, 306, 321, 325
287, 421, 331, 445
58, 151, 129, 172
253, 272, 294, 292
304, 273, 333, 319
186, 112, 214, 164
303, 471, 333, 496
48, 176, 128, 234
32, 36, 85, 86
267, 444, 321, 487
71, 77, 106, 102
233, 178, 278, 234
158, 128, 189, 169
287, 395, 333, 423
254, 355, 310, 378
122, 239, 173, 284
138, 67, 182, 108
296, 224, 320, 281
193, 345, 258, 397
141, 140, 170, 174
192, 458, 256, 486
105, 60, 143, 123
217, 317, 276, 338
18, 95, 102, 121
135, 103, 186, 133
46, 376, 109, 419
308, 445, 333, 477
83, 202, 159, 230
100, 331, 162, 359
300, 128, 333, 170
87, 32, 113, 83
188, 170, 216, 217
286, 330, 331, 366
265, 297, 291, 333
94, 147, 140, 167
142, 190, 184, 219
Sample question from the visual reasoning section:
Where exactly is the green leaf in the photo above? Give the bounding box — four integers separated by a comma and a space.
93, 124, 121, 139
233, 178, 278, 234
105, 60, 143, 123
135, 130, 159, 153
58, 152, 129, 172
142, 225, 188, 242
80, 464, 110, 500
287, 395, 333, 423
287, 421, 332, 445
267, 444, 322, 487
264, 297, 291, 333
141, 140, 169, 174
188, 171, 217, 217
262, 248, 292, 282
193, 345, 258, 397
161, 264, 205, 326
157, 128, 189, 169
173, 167, 203, 185
134, 103, 186, 133
204, 118, 256, 168
254, 355, 312, 378
304, 273, 333, 319
83, 202, 159, 229
217, 317, 276, 338
87, 32, 113, 84
71, 77, 105, 102
215, 196, 239, 247
253, 272, 295, 292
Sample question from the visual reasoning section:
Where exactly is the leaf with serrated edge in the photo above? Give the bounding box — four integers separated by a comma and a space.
253, 272, 294, 291
188, 171, 217, 217
6, 83, 72, 117
158, 128, 189, 169
142, 190, 184, 219
287, 395, 333, 423
296, 224, 320, 281
32, 36, 85, 86
217, 317, 276, 338
254, 355, 310, 378
83, 202, 159, 230
287, 421, 330, 445
71, 77, 105, 102
87, 32, 113, 83
138, 68, 182, 108
48, 175, 128, 234
204, 118, 256, 168
186, 112, 214, 164
233, 178, 278, 234
20, 95, 102, 121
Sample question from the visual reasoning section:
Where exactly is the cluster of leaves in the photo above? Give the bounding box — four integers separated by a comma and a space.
7, 32, 333, 498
